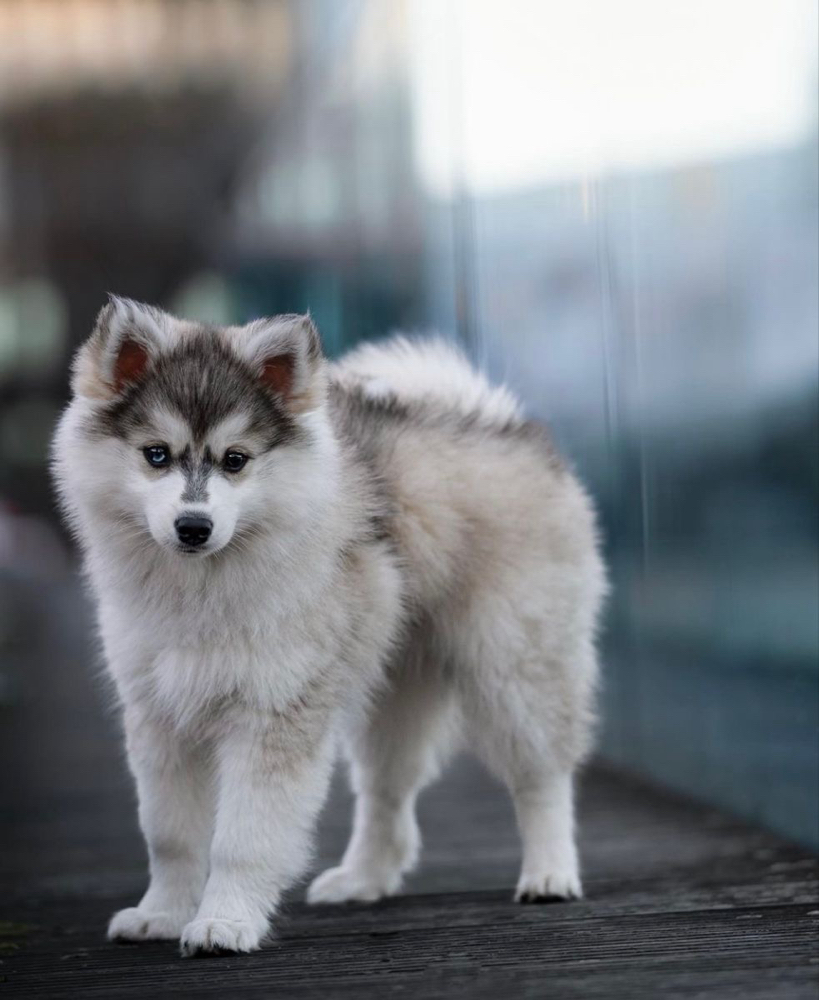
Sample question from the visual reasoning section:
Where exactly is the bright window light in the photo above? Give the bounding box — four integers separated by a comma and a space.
410, 0, 819, 194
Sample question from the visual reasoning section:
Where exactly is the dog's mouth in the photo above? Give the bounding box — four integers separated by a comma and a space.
176, 544, 211, 556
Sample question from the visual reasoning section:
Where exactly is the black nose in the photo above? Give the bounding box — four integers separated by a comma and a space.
175, 515, 212, 548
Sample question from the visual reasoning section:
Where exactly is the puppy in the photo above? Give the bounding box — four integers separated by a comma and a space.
52, 298, 606, 955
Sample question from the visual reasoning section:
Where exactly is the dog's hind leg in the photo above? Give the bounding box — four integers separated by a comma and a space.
459, 624, 597, 904
307, 644, 455, 904
508, 769, 582, 902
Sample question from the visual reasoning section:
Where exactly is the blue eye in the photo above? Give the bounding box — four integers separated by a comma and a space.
224, 451, 248, 473
143, 445, 170, 468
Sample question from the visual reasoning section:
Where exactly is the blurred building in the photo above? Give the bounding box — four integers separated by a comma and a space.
0, 0, 294, 516
0, 0, 816, 845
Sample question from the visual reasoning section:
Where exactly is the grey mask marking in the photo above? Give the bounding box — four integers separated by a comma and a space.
179, 446, 214, 504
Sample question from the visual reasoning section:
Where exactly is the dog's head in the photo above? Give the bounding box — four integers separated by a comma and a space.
67, 297, 329, 558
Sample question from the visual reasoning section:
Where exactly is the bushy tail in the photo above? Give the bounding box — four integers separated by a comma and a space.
333, 336, 523, 428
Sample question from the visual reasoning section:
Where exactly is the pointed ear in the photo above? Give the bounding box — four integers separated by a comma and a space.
239, 313, 325, 413
72, 296, 166, 400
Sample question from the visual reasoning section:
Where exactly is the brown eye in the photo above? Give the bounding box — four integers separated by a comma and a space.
224, 451, 248, 473
143, 445, 170, 468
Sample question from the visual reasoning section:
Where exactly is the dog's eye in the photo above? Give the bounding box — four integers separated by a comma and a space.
224, 451, 248, 473
143, 445, 170, 468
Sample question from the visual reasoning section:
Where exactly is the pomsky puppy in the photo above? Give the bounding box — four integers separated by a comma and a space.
52, 297, 606, 956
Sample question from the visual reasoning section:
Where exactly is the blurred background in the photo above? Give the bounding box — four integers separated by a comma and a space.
0, 0, 816, 848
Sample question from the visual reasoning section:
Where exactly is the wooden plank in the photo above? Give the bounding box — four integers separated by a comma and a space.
1, 582, 817, 997
3, 757, 817, 999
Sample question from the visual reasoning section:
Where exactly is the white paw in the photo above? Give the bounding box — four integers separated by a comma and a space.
307, 865, 402, 904
515, 869, 582, 903
108, 906, 188, 942
180, 917, 264, 957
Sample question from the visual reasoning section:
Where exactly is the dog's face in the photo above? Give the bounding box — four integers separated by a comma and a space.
68, 298, 327, 558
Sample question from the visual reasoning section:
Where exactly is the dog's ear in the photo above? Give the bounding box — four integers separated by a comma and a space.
72, 296, 166, 400
239, 313, 325, 413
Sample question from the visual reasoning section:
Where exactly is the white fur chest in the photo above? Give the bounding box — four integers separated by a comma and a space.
93, 537, 348, 730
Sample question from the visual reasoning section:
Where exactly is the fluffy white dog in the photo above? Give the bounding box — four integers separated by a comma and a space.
52, 297, 606, 955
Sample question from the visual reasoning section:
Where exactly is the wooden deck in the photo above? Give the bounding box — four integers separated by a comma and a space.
2, 582, 818, 998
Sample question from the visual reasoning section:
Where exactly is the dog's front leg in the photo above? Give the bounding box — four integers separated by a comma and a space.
108, 704, 214, 942
180, 700, 335, 956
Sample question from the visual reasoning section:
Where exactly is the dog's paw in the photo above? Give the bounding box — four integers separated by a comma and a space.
307, 865, 401, 904
515, 870, 582, 904
180, 917, 264, 957
108, 906, 187, 942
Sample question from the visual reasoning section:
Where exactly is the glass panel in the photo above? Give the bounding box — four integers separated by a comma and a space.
236, 0, 819, 844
